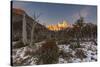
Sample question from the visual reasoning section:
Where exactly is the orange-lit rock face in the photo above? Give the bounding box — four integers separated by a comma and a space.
47, 20, 71, 31
13, 8, 25, 15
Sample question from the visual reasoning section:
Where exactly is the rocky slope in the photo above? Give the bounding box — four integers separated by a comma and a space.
12, 8, 50, 42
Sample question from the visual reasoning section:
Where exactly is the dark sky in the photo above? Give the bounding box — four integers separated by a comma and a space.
12, 1, 97, 25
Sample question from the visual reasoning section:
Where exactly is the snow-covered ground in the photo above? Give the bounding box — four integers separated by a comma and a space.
12, 41, 97, 65
12, 41, 45, 65
58, 42, 97, 63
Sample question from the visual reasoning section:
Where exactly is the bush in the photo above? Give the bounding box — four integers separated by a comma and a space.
75, 49, 86, 59
57, 40, 70, 45
59, 50, 73, 61
37, 40, 59, 64
69, 42, 80, 50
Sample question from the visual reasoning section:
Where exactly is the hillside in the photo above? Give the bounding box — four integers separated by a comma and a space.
12, 8, 50, 42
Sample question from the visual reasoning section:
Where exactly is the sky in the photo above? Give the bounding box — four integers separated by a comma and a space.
12, 1, 97, 25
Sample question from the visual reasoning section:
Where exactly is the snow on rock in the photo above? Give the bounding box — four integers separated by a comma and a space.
59, 58, 67, 63
80, 42, 97, 51
30, 57, 38, 65
71, 58, 81, 63
58, 45, 72, 53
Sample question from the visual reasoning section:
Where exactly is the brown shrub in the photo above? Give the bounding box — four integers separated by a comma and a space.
59, 50, 73, 61
37, 40, 59, 64
69, 43, 81, 50
75, 49, 87, 59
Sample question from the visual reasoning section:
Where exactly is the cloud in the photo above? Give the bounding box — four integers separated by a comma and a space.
72, 7, 91, 22
80, 7, 90, 18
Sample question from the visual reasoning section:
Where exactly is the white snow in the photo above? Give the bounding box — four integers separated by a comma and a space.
12, 41, 47, 65
72, 58, 81, 63
59, 58, 67, 63
12, 46, 39, 65
12, 41, 97, 65
58, 45, 72, 53
58, 41, 97, 63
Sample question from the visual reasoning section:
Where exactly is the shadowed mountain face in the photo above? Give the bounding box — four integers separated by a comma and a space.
12, 8, 50, 42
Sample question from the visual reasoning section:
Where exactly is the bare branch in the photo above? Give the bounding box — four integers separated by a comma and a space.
33, 12, 42, 20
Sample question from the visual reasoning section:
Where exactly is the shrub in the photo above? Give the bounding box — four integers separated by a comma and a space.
57, 40, 70, 45
59, 50, 73, 61
75, 49, 86, 59
69, 42, 80, 50
37, 40, 59, 64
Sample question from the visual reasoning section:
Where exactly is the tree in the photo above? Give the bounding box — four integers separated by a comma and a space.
22, 13, 27, 45
37, 40, 59, 64
30, 12, 42, 46
82, 23, 97, 40
73, 16, 85, 47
